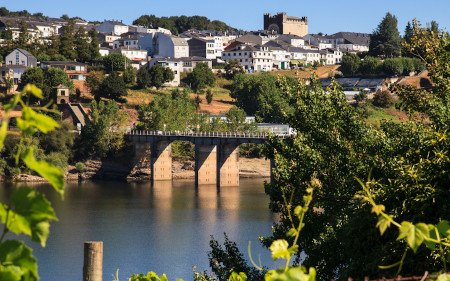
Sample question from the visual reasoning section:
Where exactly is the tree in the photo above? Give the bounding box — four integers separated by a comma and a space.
224, 59, 244, 79
75, 101, 128, 159
340, 53, 360, 76
404, 21, 414, 43
75, 26, 91, 62
206, 89, 213, 104
19, 67, 45, 90
102, 53, 128, 72
123, 66, 136, 85
230, 73, 294, 123
86, 70, 105, 94
94, 72, 127, 102
148, 64, 174, 88
184, 63, 215, 93
372, 90, 394, 107
137, 92, 196, 131
46, 34, 61, 58
88, 28, 100, 61
42, 67, 74, 101
59, 20, 77, 60
369, 12, 402, 57
136, 67, 151, 88
16, 21, 31, 49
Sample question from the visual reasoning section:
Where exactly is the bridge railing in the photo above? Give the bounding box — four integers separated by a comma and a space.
126, 130, 290, 138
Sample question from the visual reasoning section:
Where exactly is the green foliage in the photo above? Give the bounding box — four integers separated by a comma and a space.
59, 20, 77, 60
94, 72, 127, 102
148, 65, 174, 89
75, 100, 128, 159
206, 89, 213, 104
137, 67, 151, 88
372, 90, 394, 108
184, 63, 215, 93
137, 92, 196, 131
369, 12, 402, 57
132, 14, 235, 35
86, 70, 105, 94
102, 53, 129, 72
340, 54, 360, 76
224, 59, 245, 79
0, 84, 65, 280
123, 66, 136, 85
230, 74, 294, 123
19, 68, 44, 90
359, 56, 382, 75
75, 162, 85, 172
382, 58, 404, 76
74, 26, 91, 62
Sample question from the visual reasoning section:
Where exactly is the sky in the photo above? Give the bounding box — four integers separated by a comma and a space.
1, 0, 449, 34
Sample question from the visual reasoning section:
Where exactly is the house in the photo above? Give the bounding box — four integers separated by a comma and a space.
112, 47, 148, 63
147, 57, 183, 86
180, 57, 213, 72
56, 84, 89, 130
99, 47, 111, 57
113, 32, 153, 53
277, 34, 305, 47
263, 41, 291, 69
187, 37, 218, 59
331, 32, 370, 53
96, 20, 129, 36
5, 48, 37, 67
0, 18, 41, 41
287, 47, 321, 66
97, 33, 122, 47
320, 48, 343, 65
1, 65, 27, 86
222, 44, 273, 72
155, 34, 189, 58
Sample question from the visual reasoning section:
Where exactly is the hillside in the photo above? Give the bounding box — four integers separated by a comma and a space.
132, 14, 236, 34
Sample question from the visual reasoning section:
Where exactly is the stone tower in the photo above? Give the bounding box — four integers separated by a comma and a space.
56, 84, 70, 104
264, 12, 308, 37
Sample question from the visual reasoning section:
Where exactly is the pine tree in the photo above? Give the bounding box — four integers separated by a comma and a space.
75, 27, 91, 62
404, 21, 414, 43
369, 12, 402, 58
59, 20, 77, 60
46, 34, 61, 58
16, 21, 31, 49
88, 28, 100, 61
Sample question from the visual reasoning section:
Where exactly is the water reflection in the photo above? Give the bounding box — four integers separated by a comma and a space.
0, 179, 276, 281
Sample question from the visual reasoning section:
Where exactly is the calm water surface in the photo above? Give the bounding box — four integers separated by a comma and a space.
0, 179, 278, 281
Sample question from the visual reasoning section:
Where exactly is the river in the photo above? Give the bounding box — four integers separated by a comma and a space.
0, 179, 278, 281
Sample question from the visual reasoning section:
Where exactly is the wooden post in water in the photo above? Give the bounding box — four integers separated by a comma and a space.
83, 241, 103, 281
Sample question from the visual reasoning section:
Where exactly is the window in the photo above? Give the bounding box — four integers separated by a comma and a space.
174, 71, 178, 74
239, 59, 242, 62
61, 90, 66, 96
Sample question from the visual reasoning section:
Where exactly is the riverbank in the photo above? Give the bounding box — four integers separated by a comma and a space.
3, 157, 270, 183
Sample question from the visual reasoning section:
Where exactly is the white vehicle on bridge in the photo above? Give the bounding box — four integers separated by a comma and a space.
256, 123, 295, 136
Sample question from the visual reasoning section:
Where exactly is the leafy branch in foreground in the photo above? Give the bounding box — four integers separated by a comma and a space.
357, 178, 450, 280
0, 84, 65, 281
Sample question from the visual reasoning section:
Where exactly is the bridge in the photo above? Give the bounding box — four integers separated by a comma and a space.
127, 130, 285, 187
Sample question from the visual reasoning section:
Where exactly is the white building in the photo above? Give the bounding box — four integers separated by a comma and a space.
96, 20, 129, 36
155, 34, 189, 58
222, 44, 273, 72
113, 47, 148, 62
5, 48, 37, 67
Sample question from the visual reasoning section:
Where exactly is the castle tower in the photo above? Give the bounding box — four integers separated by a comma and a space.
263, 12, 308, 37
56, 84, 70, 104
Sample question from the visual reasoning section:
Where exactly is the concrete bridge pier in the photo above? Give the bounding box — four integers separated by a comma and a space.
195, 144, 217, 186
218, 144, 239, 187
151, 141, 172, 181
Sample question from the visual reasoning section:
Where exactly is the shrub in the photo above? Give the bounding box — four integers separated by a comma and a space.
382, 58, 404, 76
372, 90, 394, 108
206, 89, 213, 104
340, 53, 361, 76
75, 162, 85, 172
359, 56, 382, 76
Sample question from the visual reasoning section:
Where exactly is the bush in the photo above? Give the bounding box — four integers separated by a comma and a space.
340, 53, 361, 76
206, 89, 213, 104
382, 58, 404, 76
75, 162, 85, 172
372, 90, 394, 108
359, 56, 382, 76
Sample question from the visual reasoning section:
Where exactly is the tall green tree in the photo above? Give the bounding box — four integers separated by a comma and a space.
224, 59, 244, 79
369, 12, 402, 57
183, 62, 215, 93
136, 67, 151, 88
19, 67, 45, 90
88, 28, 100, 61
74, 26, 91, 62
16, 21, 31, 49
59, 20, 77, 60
404, 21, 414, 43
